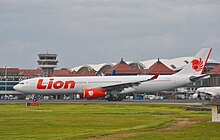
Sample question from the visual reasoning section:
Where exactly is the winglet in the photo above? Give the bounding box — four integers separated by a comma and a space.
148, 74, 159, 81
137, 74, 159, 83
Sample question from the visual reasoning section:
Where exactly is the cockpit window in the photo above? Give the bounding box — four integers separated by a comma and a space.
19, 82, 24, 85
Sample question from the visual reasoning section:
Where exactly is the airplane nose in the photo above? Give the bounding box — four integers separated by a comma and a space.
13, 84, 20, 91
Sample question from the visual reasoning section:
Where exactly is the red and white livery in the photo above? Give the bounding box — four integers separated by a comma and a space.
14, 48, 212, 101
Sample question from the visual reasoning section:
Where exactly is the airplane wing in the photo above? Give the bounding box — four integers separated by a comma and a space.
100, 74, 159, 91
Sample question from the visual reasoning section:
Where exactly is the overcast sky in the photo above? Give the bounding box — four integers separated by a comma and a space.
0, 0, 220, 69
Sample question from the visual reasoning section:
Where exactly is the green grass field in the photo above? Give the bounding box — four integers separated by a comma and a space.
0, 103, 219, 140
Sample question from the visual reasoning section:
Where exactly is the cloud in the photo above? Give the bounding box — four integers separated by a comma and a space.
0, 0, 220, 68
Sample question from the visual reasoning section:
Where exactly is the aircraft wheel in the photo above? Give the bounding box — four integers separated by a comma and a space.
107, 97, 112, 101
117, 97, 123, 101
33, 98, 37, 102
112, 97, 117, 101
107, 96, 117, 101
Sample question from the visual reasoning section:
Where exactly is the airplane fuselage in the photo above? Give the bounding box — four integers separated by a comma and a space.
13, 48, 212, 101
14, 75, 191, 95
196, 87, 220, 97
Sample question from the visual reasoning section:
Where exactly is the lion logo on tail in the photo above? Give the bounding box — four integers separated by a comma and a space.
191, 58, 204, 72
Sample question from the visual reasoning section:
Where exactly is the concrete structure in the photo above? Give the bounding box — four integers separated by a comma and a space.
0, 68, 20, 94
37, 53, 58, 77
211, 98, 220, 122
207, 65, 220, 86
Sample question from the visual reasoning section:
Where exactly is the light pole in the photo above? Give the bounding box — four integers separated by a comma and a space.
5, 66, 7, 93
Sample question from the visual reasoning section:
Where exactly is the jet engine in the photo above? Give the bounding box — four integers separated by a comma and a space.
83, 88, 107, 99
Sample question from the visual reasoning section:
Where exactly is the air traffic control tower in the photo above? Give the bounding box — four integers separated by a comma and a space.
37, 53, 58, 77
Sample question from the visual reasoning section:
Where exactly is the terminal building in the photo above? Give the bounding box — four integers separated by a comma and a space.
0, 53, 220, 100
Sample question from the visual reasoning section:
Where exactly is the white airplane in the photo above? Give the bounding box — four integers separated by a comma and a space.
193, 87, 220, 99
14, 48, 212, 101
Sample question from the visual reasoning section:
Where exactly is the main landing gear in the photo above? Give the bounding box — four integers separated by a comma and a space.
33, 97, 38, 102
106, 94, 124, 101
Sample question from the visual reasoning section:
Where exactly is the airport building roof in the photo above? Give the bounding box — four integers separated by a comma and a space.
0, 57, 219, 78
0, 68, 19, 75
71, 57, 219, 73
105, 58, 140, 75
207, 65, 220, 75
53, 69, 76, 77
19, 69, 42, 77
145, 59, 175, 75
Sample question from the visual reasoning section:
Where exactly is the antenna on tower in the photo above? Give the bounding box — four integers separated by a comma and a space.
46, 47, 49, 54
